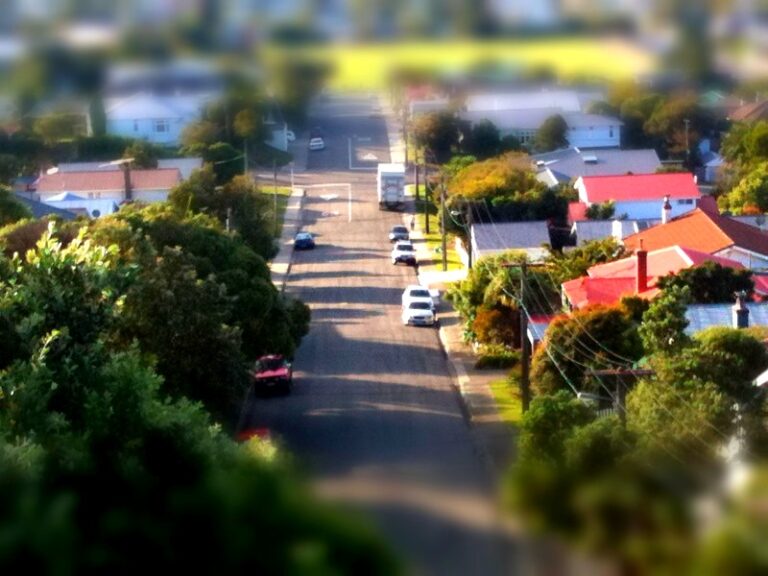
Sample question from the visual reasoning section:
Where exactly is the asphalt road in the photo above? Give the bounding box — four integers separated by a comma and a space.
245, 96, 517, 575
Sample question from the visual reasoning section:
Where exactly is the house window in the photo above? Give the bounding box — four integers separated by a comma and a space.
154, 119, 169, 133
677, 199, 694, 205
609, 126, 614, 138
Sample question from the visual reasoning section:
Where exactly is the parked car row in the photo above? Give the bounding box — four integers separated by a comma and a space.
389, 224, 439, 327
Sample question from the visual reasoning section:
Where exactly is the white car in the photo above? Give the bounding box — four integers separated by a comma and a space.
402, 285, 438, 312
286, 130, 296, 143
308, 137, 325, 151
402, 301, 436, 326
391, 241, 416, 265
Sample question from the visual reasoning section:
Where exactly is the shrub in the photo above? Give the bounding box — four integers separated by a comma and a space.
474, 344, 521, 369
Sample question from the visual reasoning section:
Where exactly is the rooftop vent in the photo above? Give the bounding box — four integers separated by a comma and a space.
582, 155, 598, 164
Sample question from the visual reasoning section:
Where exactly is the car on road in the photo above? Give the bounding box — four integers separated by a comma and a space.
286, 130, 296, 143
388, 225, 410, 242
391, 241, 417, 265
402, 284, 439, 311
294, 231, 315, 250
309, 137, 325, 151
252, 355, 293, 394
402, 301, 436, 326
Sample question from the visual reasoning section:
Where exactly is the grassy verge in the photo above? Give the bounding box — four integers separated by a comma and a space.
259, 186, 294, 238
414, 197, 463, 271
489, 367, 523, 427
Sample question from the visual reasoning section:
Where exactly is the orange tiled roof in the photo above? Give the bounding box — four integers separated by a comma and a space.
36, 169, 181, 193
623, 208, 768, 257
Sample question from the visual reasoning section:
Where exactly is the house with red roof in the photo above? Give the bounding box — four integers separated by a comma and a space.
561, 245, 752, 310
574, 173, 700, 221
35, 168, 182, 205
623, 208, 768, 271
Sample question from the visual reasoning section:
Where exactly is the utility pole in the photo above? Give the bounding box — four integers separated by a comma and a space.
684, 118, 690, 162
415, 162, 420, 202
590, 369, 653, 425
440, 179, 447, 271
519, 262, 531, 412
466, 200, 473, 270
273, 160, 278, 237
423, 153, 430, 234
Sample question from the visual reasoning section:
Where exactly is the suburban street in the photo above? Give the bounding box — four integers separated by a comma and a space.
244, 95, 518, 575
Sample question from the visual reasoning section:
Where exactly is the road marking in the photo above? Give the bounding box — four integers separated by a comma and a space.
320, 194, 339, 201
362, 152, 378, 161
347, 137, 378, 171
356, 136, 372, 142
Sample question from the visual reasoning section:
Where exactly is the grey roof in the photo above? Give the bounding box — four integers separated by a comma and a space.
465, 89, 603, 113
571, 220, 639, 245
729, 215, 768, 232
15, 195, 77, 220
532, 147, 662, 184
460, 108, 559, 131
685, 302, 768, 334
562, 112, 623, 128
472, 221, 551, 254
460, 110, 621, 134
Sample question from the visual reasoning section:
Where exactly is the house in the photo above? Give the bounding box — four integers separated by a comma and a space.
686, 300, 768, 335
470, 221, 551, 263
104, 93, 214, 146
15, 195, 78, 220
57, 158, 203, 180
409, 98, 451, 117
623, 208, 768, 271
574, 173, 700, 221
561, 245, 749, 310
571, 219, 644, 246
532, 147, 662, 187
42, 193, 120, 218
34, 168, 182, 207
460, 109, 622, 149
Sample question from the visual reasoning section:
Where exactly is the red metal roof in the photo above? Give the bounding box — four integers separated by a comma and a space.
579, 173, 700, 203
36, 169, 181, 193
562, 245, 744, 309
568, 201, 588, 223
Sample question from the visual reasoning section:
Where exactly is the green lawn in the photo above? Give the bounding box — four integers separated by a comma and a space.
414, 197, 464, 271
489, 368, 523, 427
259, 186, 293, 238
267, 37, 655, 92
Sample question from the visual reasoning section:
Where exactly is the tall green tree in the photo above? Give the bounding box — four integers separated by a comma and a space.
412, 111, 461, 163
639, 285, 691, 355
656, 262, 754, 303
533, 114, 568, 153
0, 185, 31, 226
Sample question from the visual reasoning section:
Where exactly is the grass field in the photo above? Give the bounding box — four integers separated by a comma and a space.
259, 185, 293, 238
489, 368, 523, 427
268, 37, 655, 92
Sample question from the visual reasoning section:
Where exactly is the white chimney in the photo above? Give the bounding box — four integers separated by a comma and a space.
732, 292, 750, 329
611, 219, 624, 241
661, 195, 672, 224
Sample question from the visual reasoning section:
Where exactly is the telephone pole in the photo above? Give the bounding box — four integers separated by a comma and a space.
440, 180, 447, 271
519, 262, 531, 412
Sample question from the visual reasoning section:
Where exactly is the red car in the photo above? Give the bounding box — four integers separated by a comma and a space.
252, 355, 293, 394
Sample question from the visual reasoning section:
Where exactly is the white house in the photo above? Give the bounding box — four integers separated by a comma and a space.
574, 173, 701, 221
104, 93, 214, 146
460, 109, 621, 149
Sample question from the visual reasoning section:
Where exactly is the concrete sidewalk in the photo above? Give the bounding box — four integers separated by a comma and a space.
269, 187, 305, 292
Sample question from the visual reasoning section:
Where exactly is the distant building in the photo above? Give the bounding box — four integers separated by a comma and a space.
470, 221, 551, 263
623, 207, 768, 271
532, 147, 662, 187
35, 168, 182, 207
574, 173, 700, 221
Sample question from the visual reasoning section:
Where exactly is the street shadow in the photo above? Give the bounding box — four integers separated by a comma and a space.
301, 285, 403, 306
289, 269, 378, 282
311, 307, 384, 321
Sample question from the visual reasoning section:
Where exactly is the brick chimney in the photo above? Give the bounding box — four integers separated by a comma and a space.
732, 291, 750, 329
661, 195, 672, 224
636, 240, 648, 293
